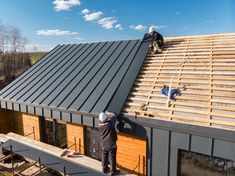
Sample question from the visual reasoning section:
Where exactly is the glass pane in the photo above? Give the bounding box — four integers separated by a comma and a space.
179, 150, 235, 176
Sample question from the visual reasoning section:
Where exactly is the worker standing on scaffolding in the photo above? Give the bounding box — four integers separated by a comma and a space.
99, 111, 120, 175
149, 26, 164, 54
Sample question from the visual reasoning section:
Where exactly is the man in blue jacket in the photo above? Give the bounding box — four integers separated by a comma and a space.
161, 84, 181, 100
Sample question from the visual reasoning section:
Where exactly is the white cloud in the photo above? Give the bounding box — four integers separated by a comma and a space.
25, 44, 39, 52
205, 19, 214, 23
53, 0, 80, 11
80, 9, 122, 30
25, 43, 56, 52
81, 8, 90, 14
130, 25, 147, 31
37, 29, 79, 36
115, 24, 123, 30
152, 25, 167, 30
98, 17, 117, 29
75, 37, 85, 41
83, 11, 103, 21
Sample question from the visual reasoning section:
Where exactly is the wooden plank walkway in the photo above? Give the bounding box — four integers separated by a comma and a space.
122, 33, 235, 130
0, 133, 136, 176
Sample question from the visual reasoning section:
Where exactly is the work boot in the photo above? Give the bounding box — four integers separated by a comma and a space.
153, 49, 158, 54
110, 169, 120, 175
103, 167, 110, 174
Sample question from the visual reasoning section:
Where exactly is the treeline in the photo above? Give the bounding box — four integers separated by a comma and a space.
0, 20, 31, 89
0, 53, 31, 76
0, 20, 27, 53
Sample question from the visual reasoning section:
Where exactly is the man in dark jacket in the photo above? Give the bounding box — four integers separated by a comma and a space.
98, 111, 120, 175
149, 26, 164, 54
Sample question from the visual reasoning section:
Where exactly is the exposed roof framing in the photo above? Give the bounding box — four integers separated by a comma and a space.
0, 38, 151, 123
122, 33, 235, 130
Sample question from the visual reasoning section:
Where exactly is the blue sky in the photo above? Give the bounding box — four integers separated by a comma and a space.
0, 0, 234, 51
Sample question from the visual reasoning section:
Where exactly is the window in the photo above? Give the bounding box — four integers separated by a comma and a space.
179, 150, 235, 176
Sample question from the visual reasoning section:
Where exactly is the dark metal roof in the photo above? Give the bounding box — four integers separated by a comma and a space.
0, 36, 151, 123
1, 139, 105, 175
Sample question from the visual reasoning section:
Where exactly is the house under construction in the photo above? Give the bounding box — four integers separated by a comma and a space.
0, 33, 235, 175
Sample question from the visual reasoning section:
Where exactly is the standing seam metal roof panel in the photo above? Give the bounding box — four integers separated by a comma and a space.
0, 36, 151, 120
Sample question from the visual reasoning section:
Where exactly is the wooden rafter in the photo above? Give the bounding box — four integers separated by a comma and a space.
122, 33, 235, 130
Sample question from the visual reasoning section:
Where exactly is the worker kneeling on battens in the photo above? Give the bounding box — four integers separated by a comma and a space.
99, 111, 120, 175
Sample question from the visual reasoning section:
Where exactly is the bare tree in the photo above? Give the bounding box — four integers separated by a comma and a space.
0, 20, 7, 53
0, 20, 27, 53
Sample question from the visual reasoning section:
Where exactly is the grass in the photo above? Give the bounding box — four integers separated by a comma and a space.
27, 52, 47, 64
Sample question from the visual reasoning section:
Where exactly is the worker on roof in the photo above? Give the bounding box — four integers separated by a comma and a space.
161, 84, 182, 100
98, 111, 120, 175
149, 26, 164, 54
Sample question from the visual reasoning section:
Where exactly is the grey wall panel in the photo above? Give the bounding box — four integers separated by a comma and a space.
62, 112, 71, 122
6, 102, 13, 110
83, 116, 93, 126
94, 117, 100, 127
44, 109, 52, 118
27, 105, 35, 115
169, 132, 190, 176
20, 104, 27, 113
35, 107, 43, 116
71, 114, 82, 124
52, 110, 61, 120
213, 139, 235, 160
152, 129, 170, 176
191, 135, 212, 155
145, 127, 152, 176
0, 101, 6, 109
13, 103, 19, 111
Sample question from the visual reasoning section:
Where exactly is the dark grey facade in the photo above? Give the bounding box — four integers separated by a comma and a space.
118, 114, 235, 176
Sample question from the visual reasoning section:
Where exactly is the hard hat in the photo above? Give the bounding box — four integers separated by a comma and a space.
99, 112, 108, 122
99, 111, 115, 122
149, 26, 155, 33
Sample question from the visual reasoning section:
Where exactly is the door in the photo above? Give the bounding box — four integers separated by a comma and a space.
40, 117, 67, 148
86, 127, 102, 160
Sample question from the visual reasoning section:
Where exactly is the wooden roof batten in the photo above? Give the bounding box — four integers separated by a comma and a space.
122, 33, 235, 130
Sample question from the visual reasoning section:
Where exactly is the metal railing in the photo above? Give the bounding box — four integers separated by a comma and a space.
24, 126, 36, 140
67, 137, 82, 154
131, 155, 146, 176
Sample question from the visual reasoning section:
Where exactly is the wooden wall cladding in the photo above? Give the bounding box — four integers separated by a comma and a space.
66, 122, 85, 154
12, 112, 40, 140
117, 133, 147, 175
